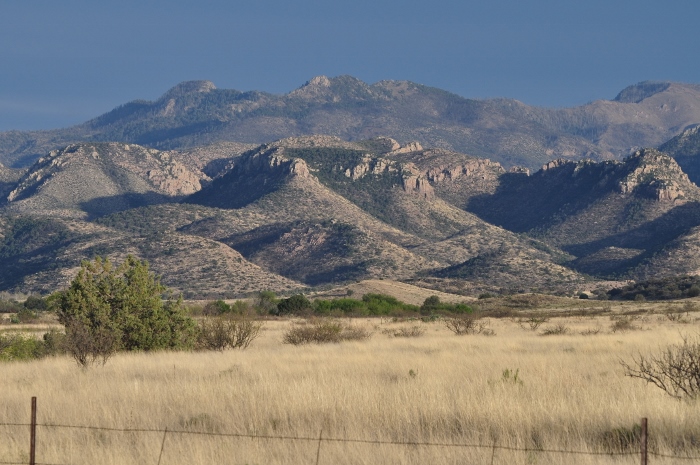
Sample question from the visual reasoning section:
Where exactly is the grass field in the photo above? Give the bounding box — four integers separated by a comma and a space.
3, 302, 700, 464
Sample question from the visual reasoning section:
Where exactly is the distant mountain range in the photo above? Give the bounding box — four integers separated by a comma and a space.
2, 77, 700, 171
2, 77, 700, 297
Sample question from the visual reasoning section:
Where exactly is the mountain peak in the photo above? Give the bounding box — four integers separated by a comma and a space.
613, 81, 671, 103
161, 80, 217, 100
305, 75, 332, 87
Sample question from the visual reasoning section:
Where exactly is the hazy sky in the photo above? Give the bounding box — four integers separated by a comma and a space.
1, 0, 698, 131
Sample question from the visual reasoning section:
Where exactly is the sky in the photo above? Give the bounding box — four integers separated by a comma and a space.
1, 0, 699, 131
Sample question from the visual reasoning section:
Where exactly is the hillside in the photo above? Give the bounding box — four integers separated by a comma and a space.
467, 149, 700, 278
3, 77, 700, 171
3, 133, 700, 296
1, 142, 203, 218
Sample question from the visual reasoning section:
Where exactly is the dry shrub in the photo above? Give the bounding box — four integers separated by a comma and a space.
580, 326, 601, 336
622, 335, 700, 399
518, 317, 548, 331
540, 324, 568, 336
283, 319, 371, 345
197, 315, 262, 351
64, 320, 120, 367
382, 326, 425, 338
610, 316, 636, 333
444, 315, 493, 335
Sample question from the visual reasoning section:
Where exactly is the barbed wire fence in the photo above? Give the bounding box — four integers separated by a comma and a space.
5, 397, 700, 465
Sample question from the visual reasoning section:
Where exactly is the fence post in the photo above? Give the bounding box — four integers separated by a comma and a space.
30, 396, 37, 465
640, 417, 647, 465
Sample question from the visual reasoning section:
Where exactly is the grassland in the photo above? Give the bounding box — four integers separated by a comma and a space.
3, 301, 700, 464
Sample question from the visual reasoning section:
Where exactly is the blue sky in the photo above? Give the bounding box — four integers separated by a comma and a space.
1, 0, 698, 131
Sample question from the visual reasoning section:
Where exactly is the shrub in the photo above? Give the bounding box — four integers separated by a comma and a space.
622, 336, 700, 399
0, 333, 46, 361
283, 319, 371, 345
610, 317, 636, 333
15, 308, 38, 323
383, 326, 425, 338
255, 291, 278, 314
0, 299, 22, 314
518, 317, 548, 331
42, 329, 67, 356
444, 315, 492, 335
202, 300, 232, 316
23, 295, 47, 311
540, 324, 568, 336
196, 315, 262, 351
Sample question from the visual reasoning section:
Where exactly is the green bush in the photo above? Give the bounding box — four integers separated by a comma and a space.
24, 295, 47, 311
0, 333, 46, 361
202, 300, 231, 315
15, 308, 38, 323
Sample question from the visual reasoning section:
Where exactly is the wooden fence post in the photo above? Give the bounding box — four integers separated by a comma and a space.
30, 397, 36, 465
640, 417, 648, 465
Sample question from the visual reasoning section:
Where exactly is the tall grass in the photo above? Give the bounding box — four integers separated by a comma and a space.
2, 316, 700, 464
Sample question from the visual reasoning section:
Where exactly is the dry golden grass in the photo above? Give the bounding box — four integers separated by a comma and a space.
3, 310, 700, 464
312, 279, 473, 305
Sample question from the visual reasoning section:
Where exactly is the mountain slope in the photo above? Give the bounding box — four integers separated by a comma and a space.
1, 142, 203, 218
3, 77, 700, 170
467, 149, 700, 277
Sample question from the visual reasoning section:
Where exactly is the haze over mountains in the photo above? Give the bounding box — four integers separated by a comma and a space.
2, 77, 700, 297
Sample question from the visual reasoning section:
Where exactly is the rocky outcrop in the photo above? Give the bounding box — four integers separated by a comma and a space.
390, 141, 423, 154
400, 163, 434, 199
617, 149, 694, 201
426, 158, 505, 183
231, 145, 311, 180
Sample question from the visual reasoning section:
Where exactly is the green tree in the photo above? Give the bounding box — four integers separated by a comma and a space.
274, 294, 312, 316
56, 256, 197, 366
420, 295, 441, 315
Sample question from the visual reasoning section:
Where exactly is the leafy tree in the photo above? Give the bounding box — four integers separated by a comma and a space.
421, 295, 442, 315
56, 256, 197, 366
274, 294, 312, 316
24, 295, 47, 311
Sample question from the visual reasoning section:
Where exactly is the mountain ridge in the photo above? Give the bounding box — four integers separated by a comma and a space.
3, 77, 700, 172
